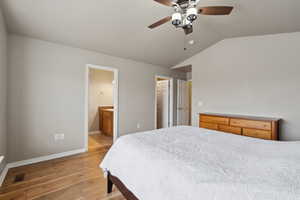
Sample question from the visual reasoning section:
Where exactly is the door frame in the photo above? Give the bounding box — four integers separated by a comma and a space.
84, 64, 119, 151
154, 75, 174, 129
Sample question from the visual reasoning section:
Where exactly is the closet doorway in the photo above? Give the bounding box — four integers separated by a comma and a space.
171, 64, 192, 126
155, 76, 173, 129
177, 79, 192, 126
85, 64, 119, 152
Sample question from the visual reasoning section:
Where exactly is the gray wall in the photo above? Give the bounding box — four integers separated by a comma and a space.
0, 7, 7, 171
176, 32, 300, 141
7, 34, 185, 162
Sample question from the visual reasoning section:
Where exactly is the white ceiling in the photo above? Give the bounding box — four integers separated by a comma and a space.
1, 0, 300, 67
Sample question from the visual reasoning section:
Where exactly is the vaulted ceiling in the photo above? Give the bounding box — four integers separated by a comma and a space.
1, 0, 300, 67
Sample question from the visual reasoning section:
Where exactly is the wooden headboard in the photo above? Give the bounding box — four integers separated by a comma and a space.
199, 113, 280, 140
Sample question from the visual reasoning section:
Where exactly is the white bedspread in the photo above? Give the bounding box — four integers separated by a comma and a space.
100, 126, 300, 200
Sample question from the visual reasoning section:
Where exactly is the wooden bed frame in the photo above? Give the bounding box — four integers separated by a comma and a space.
107, 171, 139, 200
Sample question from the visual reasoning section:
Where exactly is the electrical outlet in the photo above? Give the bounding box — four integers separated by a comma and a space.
137, 123, 141, 129
54, 133, 65, 141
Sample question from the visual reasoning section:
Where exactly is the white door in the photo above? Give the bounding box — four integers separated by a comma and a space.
156, 80, 170, 129
177, 80, 189, 125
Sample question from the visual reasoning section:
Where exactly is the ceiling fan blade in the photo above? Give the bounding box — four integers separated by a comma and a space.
184, 26, 193, 35
198, 6, 233, 15
148, 16, 172, 29
153, 0, 174, 7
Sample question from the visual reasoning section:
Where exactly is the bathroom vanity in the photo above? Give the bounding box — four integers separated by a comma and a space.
99, 106, 114, 137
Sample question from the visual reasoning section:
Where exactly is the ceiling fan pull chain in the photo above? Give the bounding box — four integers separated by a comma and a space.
184, 35, 187, 51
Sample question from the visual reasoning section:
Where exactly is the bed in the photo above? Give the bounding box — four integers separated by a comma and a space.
100, 126, 300, 200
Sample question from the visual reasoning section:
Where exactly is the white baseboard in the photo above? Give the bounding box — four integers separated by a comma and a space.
0, 165, 9, 187
89, 131, 101, 135
0, 149, 86, 187
7, 148, 86, 169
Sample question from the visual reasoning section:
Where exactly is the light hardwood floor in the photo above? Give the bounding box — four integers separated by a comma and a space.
0, 139, 124, 199
88, 134, 113, 152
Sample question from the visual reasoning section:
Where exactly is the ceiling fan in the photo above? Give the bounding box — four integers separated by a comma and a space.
148, 0, 233, 35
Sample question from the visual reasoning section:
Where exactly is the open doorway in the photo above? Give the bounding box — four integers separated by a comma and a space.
85, 64, 119, 152
155, 76, 173, 129
173, 65, 192, 126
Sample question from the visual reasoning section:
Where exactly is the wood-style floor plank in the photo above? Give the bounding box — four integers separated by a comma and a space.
0, 135, 124, 200
88, 134, 113, 152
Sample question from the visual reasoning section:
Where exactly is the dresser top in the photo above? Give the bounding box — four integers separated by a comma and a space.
199, 112, 281, 122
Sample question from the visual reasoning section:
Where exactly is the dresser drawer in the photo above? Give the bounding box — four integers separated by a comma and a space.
243, 128, 272, 140
230, 119, 271, 130
219, 125, 242, 135
200, 115, 229, 125
200, 122, 218, 130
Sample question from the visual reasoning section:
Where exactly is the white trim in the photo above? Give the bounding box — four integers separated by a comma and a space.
85, 64, 119, 151
88, 131, 101, 135
0, 165, 9, 187
0, 148, 85, 186
7, 149, 86, 169
154, 75, 174, 129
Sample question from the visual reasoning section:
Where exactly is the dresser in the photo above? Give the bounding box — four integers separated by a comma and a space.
99, 106, 114, 137
199, 113, 280, 140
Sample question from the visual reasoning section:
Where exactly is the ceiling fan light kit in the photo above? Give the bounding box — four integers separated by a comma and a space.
172, 12, 182, 26
149, 0, 234, 35
186, 7, 198, 21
